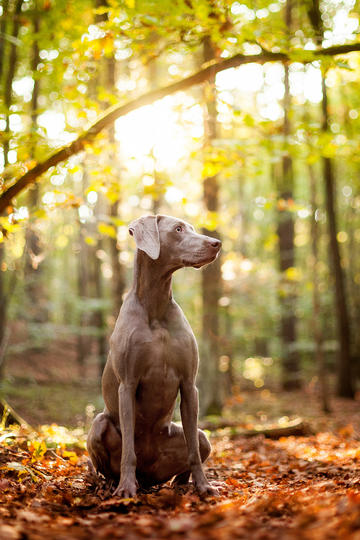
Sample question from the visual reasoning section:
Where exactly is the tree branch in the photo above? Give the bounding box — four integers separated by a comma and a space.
1, 41, 360, 214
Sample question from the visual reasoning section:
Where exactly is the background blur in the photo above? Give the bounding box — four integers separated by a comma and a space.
0, 0, 359, 428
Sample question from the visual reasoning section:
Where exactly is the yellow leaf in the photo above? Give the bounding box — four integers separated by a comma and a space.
62, 450, 79, 464
285, 267, 302, 281
33, 209, 47, 219
28, 440, 47, 462
98, 222, 117, 239
85, 236, 96, 246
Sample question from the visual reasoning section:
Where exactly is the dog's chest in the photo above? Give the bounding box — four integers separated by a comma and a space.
139, 320, 189, 383
135, 322, 183, 419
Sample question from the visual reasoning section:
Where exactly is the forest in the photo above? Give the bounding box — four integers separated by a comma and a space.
0, 0, 360, 538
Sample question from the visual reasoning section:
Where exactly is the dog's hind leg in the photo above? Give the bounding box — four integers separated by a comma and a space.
87, 412, 122, 481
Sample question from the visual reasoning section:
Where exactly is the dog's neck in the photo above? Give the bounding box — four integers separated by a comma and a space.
132, 249, 174, 321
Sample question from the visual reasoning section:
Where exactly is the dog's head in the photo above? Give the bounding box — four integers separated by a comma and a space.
129, 214, 221, 270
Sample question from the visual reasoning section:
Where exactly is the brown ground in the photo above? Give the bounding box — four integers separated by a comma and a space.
1, 426, 360, 539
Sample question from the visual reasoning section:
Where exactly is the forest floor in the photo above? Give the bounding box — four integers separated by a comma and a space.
1, 411, 360, 539
1, 328, 360, 538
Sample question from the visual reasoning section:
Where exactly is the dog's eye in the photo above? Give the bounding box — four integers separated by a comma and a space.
175, 226, 183, 233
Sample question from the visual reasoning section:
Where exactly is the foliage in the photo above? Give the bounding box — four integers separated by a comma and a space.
0, 0, 360, 408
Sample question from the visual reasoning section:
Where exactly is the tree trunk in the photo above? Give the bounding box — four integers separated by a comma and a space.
322, 79, 353, 397
0, 244, 7, 379
200, 36, 223, 416
0, 0, 23, 377
308, 163, 330, 412
93, 237, 107, 378
3, 0, 24, 167
25, 15, 48, 325
76, 230, 91, 375
277, 0, 300, 390
0, 0, 9, 82
109, 201, 126, 316
306, 0, 354, 398
105, 53, 126, 318
76, 171, 92, 374
347, 203, 360, 379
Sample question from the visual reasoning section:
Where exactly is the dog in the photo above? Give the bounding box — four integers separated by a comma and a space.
87, 214, 221, 497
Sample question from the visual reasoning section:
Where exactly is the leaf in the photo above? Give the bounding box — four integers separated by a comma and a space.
28, 440, 47, 462
284, 267, 302, 281
33, 209, 48, 219
98, 222, 117, 238
1, 462, 39, 482
85, 236, 96, 246
335, 60, 353, 71
110, 217, 125, 227
94, 6, 110, 15
62, 450, 79, 464
0, 432, 17, 443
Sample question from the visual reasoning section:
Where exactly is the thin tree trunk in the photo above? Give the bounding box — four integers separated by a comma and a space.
76, 228, 91, 375
106, 55, 126, 318
222, 304, 234, 396
0, 244, 7, 379
76, 171, 92, 373
147, 55, 164, 214
109, 201, 126, 316
0, 0, 10, 82
200, 36, 223, 416
308, 163, 330, 412
93, 237, 107, 378
0, 0, 23, 377
277, 0, 300, 390
3, 0, 24, 167
25, 14, 47, 324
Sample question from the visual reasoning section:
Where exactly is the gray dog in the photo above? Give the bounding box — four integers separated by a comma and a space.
87, 214, 221, 497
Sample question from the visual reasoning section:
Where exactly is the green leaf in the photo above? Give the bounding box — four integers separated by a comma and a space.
335, 60, 353, 71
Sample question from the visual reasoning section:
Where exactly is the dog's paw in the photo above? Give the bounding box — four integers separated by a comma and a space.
196, 481, 219, 497
113, 479, 138, 499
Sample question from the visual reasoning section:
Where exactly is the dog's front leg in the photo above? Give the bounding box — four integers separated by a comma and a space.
113, 382, 138, 498
180, 381, 218, 496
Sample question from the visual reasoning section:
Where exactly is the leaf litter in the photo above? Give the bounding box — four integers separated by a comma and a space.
0, 420, 360, 539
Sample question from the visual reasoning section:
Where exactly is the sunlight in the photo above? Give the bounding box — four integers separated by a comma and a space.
216, 61, 323, 121
12, 76, 34, 102
323, 0, 359, 46
115, 94, 203, 176
37, 111, 74, 144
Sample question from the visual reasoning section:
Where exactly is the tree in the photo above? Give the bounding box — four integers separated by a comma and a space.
199, 36, 223, 415
276, 0, 300, 390
307, 0, 354, 398
0, 0, 24, 373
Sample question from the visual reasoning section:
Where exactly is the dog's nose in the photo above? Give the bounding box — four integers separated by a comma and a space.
210, 239, 221, 249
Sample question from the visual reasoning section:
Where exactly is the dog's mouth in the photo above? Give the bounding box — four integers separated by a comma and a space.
183, 251, 219, 269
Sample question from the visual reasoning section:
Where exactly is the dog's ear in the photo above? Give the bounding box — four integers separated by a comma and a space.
128, 215, 160, 260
